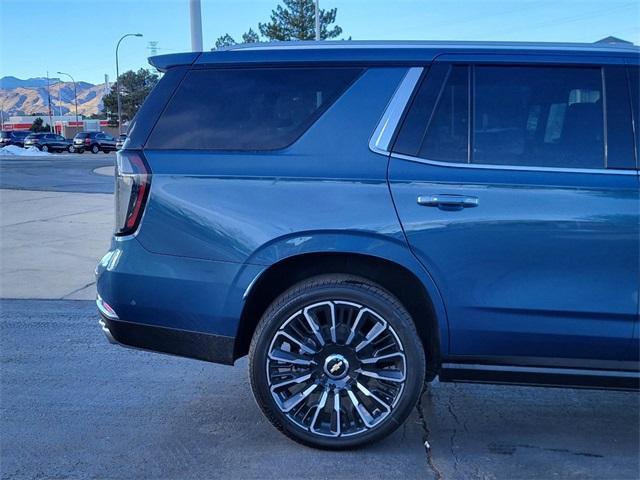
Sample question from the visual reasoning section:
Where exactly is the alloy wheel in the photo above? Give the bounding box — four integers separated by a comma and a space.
266, 300, 406, 437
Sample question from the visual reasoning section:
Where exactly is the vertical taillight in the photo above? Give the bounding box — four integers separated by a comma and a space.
114, 150, 151, 236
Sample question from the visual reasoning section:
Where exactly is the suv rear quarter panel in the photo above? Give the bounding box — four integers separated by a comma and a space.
105, 66, 450, 354
137, 67, 408, 263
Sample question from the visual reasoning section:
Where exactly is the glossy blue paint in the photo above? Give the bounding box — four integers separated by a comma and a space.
389, 158, 639, 361
96, 237, 262, 336
97, 42, 640, 376
136, 68, 408, 264
97, 66, 451, 348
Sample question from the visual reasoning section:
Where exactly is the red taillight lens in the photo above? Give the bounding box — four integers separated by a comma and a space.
85, 138, 91, 144
115, 150, 151, 236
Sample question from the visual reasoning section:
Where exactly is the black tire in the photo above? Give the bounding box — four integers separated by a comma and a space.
249, 274, 426, 449
91, 145, 99, 154
67, 145, 73, 153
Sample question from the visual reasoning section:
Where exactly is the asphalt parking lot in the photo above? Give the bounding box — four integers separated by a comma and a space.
0, 155, 638, 479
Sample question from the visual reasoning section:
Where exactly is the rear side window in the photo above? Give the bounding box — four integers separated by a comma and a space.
628, 66, 639, 166
420, 66, 469, 162
473, 66, 604, 169
147, 67, 363, 151
393, 64, 636, 170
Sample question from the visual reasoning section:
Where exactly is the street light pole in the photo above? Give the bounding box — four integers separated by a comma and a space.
57, 71, 79, 124
315, 0, 320, 41
189, 0, 203, 52
115, 33, 143, 134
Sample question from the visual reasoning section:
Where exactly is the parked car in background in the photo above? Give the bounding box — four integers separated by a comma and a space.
0, 130, 30, 148
116, 134, 127, 150
23, 133, 73, 152
96, 41, 640, 449
73, 132, 117, 154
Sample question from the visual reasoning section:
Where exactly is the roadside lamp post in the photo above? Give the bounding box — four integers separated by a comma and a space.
57, 71, 79, 125
115, 33, 143, 134
315, 0, 320, 41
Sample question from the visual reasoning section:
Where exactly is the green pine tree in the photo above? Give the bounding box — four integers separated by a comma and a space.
102, 68, 159, 126
242, 28, 260, 44
259, 0, 342, 41
215, 33, 237, 49
214, 0, 343, 49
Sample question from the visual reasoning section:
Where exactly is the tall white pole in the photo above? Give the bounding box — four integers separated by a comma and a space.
315, 0, 320, 41
189, 0, 203, 51
46, 71, 54, 132
116, 33, 143, 135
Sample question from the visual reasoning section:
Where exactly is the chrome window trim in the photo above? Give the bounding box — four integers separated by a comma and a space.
369, 67, 423, 155
389, 152, 637, 175
369, 66, 637, 176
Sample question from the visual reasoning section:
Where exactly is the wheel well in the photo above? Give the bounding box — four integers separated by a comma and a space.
234, 252, 441, 379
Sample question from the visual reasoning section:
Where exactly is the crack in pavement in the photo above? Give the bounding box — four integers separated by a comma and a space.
60, 281, 96, 299
446, 394, 463, 475
417, 386, 444, 480
2, 207, 110, 228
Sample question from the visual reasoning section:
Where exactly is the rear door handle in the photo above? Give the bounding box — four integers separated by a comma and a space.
417, 194, 479, 209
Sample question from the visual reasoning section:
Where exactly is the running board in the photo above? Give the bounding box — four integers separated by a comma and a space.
439, 362, 640, 391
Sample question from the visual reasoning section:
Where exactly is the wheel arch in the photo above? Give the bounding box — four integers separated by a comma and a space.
234, 251, 445, 380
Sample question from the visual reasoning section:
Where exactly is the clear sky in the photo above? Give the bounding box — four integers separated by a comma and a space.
1, 0, 638, 85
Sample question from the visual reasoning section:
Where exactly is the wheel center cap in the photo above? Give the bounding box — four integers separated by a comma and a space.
324, 353, 349, 379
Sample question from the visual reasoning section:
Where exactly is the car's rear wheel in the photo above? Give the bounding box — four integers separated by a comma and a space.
249, 274, 425, 449
41, 145, 49, 152
91, 145, 99, 154
67, 145, 74, 153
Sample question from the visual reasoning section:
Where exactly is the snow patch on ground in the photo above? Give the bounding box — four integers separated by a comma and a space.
0, 145, 52, 156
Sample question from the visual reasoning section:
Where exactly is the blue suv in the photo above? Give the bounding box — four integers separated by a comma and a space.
96, 41, 640, 448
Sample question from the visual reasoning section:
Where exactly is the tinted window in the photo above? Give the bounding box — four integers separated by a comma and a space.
419, 66, 469, 162
473, 66, 604, 169
627, 66, 639, 167
393, 64, 449, 156
147, 67, 362, 150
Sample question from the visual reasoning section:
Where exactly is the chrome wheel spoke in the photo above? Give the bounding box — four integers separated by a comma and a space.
281, 382, 319, 412
269, 348, 315, 366
270, 372, 312, 391
303, 307, 326, 347
360, 351, 405, 364
356, 381, 391, 413
310, 387, 330, 434
332, 389, 342, 436
357, 367, 405, 383
355, 321, 386, 352
346, 387, 375, 428
277, 331, 317, 355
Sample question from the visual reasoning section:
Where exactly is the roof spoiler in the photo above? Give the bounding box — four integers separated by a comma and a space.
148, 52, 201, 72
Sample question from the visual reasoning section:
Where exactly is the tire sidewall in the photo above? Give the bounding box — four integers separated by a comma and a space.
250, 281, 425, 449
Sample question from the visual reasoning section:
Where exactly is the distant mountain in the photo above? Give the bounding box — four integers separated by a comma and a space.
0, 76, 110, 117
0, 76, 59, 89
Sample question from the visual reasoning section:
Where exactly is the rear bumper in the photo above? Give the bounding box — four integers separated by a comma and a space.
98, 311, 236, 364
95, 237, 263, 365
